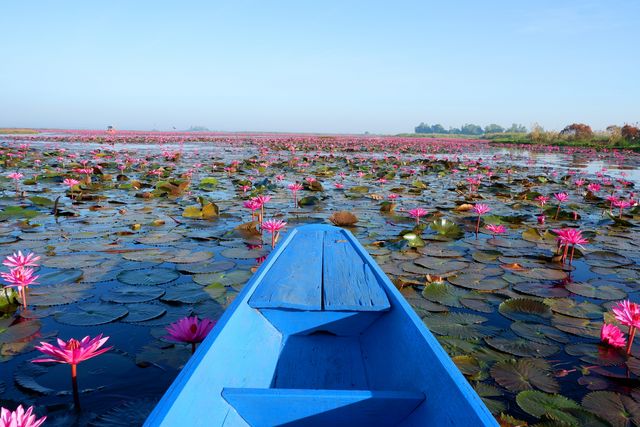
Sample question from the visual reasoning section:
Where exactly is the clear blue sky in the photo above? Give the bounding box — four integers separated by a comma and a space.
1, 1, 638, 133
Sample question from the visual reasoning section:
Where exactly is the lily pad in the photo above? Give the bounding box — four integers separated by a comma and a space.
102, 285, 165, 303
449, 273, 508, 291
485, 335, 559, 357
117, 268, 179, 286
491, 358, 560, 393
56, 303, 128, 325
161, 283, 210, 304
28, 282, 92, 306
423, 312, 498, 339
122, 303, 167, 323
499, 298, 552, 322
516, 390, 581, 425
582, 391, 640, 427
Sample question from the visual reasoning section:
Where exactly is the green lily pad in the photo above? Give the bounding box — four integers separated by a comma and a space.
102, 285, 165, 303
485, 335, 559, 357
421, 282, 468, 308
565, 282, 627, 300
499, 298, 552, 322
491, 358, 560, 393
449, 273, 508, 291
516, 391, 581, 425
510, 321, 569, 344
582, 391, 640, 427
56, 303, 128, 325
117, 268, 179, 286
0, 319, 41, 344
192, 269, 252, 287
28, 282, 92, 306
161, 283, 210, 304
423, 312, 498, 339
220, 246, 269, 259
122, 303, 167, 323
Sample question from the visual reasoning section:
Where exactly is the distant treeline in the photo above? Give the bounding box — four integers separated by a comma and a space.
414, 123, 527, 135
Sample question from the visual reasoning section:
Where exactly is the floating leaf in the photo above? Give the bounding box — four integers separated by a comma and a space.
499, 298, 552, 322
28, 282, 92, 306
117, 268, 179, 286
485, 335, 559, 357
192, 270, 252, 287
161, 283, 209, 304
511, 321, 569, 344
516, 391, 580, 425
90, 398, 158, 427
421, 282, 467, 308
0, 319, 41, 344
56, 303, 128, 325
423, 312, 497, 339
102, 285, 165, 303
490, 358, 560, 393
565, 282, 626, 300
122, 304, 166, 323
449, 273, 508, 291
582, 391, 640, 427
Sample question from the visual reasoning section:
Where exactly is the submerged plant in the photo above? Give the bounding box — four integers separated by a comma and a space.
33, 335, 112, 410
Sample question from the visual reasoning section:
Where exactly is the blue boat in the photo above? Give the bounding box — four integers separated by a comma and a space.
145, 224, 497, 426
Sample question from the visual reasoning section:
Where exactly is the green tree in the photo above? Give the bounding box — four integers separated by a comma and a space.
484, 124, 504, 133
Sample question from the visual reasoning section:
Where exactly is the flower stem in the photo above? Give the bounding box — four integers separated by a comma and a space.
71, 364, 81, 411
627, 326, 636, 355
475, 216, 480, 239
191, 342, 196, 354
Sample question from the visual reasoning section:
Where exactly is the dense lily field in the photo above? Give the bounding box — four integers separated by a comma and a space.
1, 131, 640, 426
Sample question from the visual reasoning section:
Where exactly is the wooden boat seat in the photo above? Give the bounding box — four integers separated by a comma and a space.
222, 388, 425, 427
248, 228, 390, 335
249, 228, 390, 311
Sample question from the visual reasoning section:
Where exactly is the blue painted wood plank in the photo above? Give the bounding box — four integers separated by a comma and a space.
273, 334, 368, 390
259, 309, 383, 336
323, 229, 390, 311
339, 228, 499, 427
222, 388, 425, 427
249, 230, 324, 310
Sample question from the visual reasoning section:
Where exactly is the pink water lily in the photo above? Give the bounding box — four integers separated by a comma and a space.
262, 219, 287, 247
287, 183, 303, 207
3, 251, 40, 269
1, 267, 39, 309
553, 228, 588, 264
7, 172, 24, 195
485, 224, 506, 236
33, 334, 112, 409
0, 405, 46, 427
408, 208, 428, 225
612, 300, 640, 354
473, 204, 490, 239
600, 324, 626, 349
553, 192, 568, 219
166, 316, 216, 353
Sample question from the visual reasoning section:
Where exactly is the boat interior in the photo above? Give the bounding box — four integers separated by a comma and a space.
145, 225, 495, 427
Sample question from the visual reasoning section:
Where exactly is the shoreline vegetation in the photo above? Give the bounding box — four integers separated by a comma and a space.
2, 126, 640, 150
407, 122, 640, 151
0, 128, 40, 134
